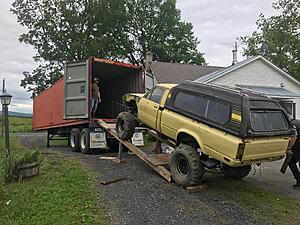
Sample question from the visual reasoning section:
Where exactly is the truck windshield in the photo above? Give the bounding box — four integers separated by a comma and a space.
250, 110, 289, 132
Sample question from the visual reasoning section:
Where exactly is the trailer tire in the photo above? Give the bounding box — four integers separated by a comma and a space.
70, 128, 80, 152
170, 145, 204, 187
222, 165, 251, 180
79, 128, 91, 154
116, 112, 135, 140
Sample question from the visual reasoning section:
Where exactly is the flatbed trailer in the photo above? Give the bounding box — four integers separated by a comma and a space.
96, 119, 172, 182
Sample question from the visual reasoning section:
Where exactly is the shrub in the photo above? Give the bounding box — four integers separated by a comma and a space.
0, 149, 42, 184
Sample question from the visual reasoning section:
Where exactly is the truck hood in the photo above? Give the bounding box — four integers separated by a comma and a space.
123, 93, 144, 103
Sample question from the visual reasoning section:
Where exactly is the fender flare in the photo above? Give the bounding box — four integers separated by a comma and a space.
176, 128, 205, 152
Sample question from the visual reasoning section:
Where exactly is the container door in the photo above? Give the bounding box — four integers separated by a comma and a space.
64, 60, 89, 119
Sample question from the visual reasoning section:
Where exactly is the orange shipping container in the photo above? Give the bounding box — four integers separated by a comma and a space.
32, 79, 88, 130
32, 58, 143, 131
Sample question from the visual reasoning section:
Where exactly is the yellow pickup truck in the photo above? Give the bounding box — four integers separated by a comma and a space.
116, 82, 294, 187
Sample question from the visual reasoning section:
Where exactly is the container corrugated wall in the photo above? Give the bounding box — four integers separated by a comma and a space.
33, 58, 144, 131
32, 79, 87, 130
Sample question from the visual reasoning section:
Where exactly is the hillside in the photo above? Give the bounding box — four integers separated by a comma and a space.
0, 111, 32, 118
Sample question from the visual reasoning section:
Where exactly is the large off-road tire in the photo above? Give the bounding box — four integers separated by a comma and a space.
70, 128, 80, 152
170, 145, 204, 187
116, 112, 135, 140
79, 128, 91, 154
222, 165, 252, 180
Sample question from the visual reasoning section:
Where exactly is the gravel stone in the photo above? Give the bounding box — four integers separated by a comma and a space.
46, 147, 269, 225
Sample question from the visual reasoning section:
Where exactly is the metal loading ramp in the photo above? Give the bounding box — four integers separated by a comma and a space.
96, 119, 172, 182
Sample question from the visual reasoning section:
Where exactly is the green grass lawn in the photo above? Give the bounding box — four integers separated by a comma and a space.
0, 116, 32, 133
0, 138, 106, 225
208, 177, 300, 225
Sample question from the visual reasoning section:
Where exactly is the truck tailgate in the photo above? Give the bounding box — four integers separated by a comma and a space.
242, 136, 289, 161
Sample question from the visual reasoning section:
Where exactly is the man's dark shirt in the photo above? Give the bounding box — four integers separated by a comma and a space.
291, 119, 300, 151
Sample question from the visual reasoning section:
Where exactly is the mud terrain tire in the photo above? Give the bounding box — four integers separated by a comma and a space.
116, 112, 135, 140
170, 145, 204, 187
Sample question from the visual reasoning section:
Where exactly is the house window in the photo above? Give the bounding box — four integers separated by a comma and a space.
279, 101, 295, 119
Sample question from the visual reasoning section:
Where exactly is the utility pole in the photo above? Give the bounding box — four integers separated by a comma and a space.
1, 78, 5, 136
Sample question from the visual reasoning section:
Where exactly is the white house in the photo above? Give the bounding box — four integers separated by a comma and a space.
194, 56, 300, 118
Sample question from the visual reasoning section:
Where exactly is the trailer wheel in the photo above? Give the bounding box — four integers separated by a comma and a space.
70, 128, 80, 152
79, 128, 91, 154
170, 145, 204, 187
222, 165, 252, 180
116, 112, 135, 140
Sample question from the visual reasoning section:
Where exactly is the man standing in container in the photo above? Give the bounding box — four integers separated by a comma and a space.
91, 77, 101, 118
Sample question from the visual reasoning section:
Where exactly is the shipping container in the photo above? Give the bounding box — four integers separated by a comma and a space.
33, 57, 144, 152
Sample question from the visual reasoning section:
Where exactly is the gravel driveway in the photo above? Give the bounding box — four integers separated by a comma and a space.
15, 133, 299, 224
16, 133, 300, 201
45, 147, 267, 225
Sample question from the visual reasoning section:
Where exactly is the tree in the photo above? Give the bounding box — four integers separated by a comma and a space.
125, 0, 205, 65
11, 0, 205, 96
241, 0, 300, 80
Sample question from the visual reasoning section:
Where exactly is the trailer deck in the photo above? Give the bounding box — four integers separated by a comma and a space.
96, 119, 172, 182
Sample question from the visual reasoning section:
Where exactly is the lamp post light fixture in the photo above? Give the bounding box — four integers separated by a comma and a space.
0, 92, 12, 156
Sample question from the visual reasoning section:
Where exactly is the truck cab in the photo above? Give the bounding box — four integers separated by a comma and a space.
137, 84, 176, 131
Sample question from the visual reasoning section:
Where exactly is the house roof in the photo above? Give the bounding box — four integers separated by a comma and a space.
149, 61, 222, 83
236, 84, 300, 98
194, 55, 300, 87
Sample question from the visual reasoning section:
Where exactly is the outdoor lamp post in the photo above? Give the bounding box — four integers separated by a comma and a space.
0, 92, 12, 156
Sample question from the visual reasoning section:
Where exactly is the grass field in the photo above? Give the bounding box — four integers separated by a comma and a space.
0, 138, 106, 225
209, 177, 300, 225
0, 116, 32, 133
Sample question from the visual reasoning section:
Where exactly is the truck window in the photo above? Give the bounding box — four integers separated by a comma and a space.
173, 91, 230, 124
149, 87, 165, 104
173, 92, 207, 117
144, 89, 153, 99
206, 100, 230, 124
250, 100, 279, 108
250, 111, 289, 131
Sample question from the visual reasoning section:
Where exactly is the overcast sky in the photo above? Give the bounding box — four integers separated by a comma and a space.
0, 0, 277, 113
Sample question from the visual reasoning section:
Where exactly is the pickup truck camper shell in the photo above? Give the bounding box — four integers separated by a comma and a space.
165, 82, 292, 138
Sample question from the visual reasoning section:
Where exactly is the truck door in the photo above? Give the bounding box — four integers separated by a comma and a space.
138, 87, 165, 130
64, 60, 89, 119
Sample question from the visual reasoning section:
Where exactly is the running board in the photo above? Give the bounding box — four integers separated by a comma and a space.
201, 159, 219, 169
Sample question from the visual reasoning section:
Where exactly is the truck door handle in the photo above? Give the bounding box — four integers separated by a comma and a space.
153, 105, 158, 109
